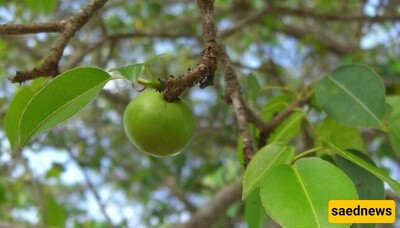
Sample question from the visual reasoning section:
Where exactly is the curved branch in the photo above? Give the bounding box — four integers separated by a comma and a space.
220, 46, 255, 166
67, 149, 114, 226
179, 180, 242, 228
157, 0, 219, 101
10, 0, 109, 83
258, 86, 312, 147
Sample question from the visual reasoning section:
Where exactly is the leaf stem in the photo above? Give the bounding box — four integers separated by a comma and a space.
109, 76, 125, 80
261, 85, 296, 96
144, 65, 157, 83
137, 78, 161, 89
294, 146, 323, 161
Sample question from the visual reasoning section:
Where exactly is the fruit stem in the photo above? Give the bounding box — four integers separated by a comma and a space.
137, 78, 161, 89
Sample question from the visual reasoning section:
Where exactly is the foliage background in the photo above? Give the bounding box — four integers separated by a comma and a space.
0, 0, 399, 227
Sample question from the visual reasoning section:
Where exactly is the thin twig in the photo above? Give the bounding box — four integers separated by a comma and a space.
165, 176, 197, 213
0, 21, 66, 34
270, 5, 400, 23
10, 0, 109, 83
67, 150, 114, 227
220, 45, 254, 167
258, 86, 312, 147
21, 158, 46, 227
179, 180, 242, 228
219, 6, 267, 39
199, 2, 259, 167
157, 0, 219, 101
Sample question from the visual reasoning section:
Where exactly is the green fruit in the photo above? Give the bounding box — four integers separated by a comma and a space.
123, 90, 195, 157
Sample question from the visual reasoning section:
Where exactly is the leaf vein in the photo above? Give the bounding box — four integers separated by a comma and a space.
327, 76, 382, 127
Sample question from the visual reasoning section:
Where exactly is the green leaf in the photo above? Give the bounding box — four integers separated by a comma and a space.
350, 222, 375, 228
245, 73, 261, 108
243, 142, 294, 199
26, 0, 57, 14
44, 195, 66, 227
322, 139, 400, 197
268, 111, 303, 143
144, 65, 156, 83
236, 136, 244, 167
315, 64, 386, 128
333, 150, 385, 200
316, 117, 364, 151
19, 67, 111, 147
333, 150, 383, 228
201, 167, 225, 189
388, 133, 400, 157
245, 188, 268, 228
386, 96, 400, 156
144, 53, 166, 65
29, 77, 51, 91
45, 163, 65, 179
260, 157, 358, 228
261, 94, 292, 121
111, 63, 144, 81
110, 54, 166, 82
0, 180, 5, 203
5, 87, 36, 151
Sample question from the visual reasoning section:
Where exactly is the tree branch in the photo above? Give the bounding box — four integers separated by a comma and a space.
219, 4, 399, 55
0, 21, 65, 35
220, 46, 255, 167
270, 5, 400, 23
258, 86, 312, 147
164, 176, 197, 213
157, 0, 219, 101
280, 24, 358, 56
219, 6, 267, 39
179, 180, 241, 228
66, 149, 114, 226
10, 0, 109, 83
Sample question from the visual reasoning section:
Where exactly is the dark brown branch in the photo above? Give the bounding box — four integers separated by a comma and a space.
0, 21, 65, 34
197, 0, 217, 46
159, 50, 217, 101
156, 0, 219, 101
244, 105, 265, 129
10, 0, 109, 83
179, 180, 242, 228
220, 46, 254, 167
